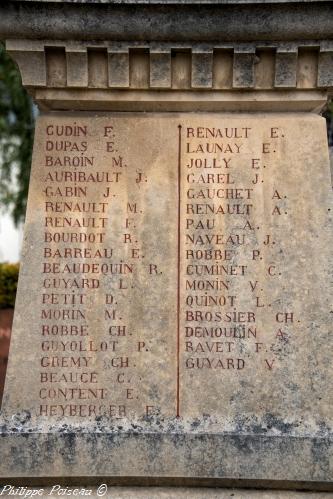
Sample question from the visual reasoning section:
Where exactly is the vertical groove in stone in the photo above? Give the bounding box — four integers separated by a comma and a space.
191, 50, 213, 88
233, 51, 255, 88
108, 49, 129, 88
45, 47, 66, 87
318, 50, 333, 88
297, 48, 319, 89
171, 50, 191, 89
255, 49, 275, 89
275, 50, 298, 88
212, 49, 233, 89
129, 49, 150, 89
88, 48, 108, 88
150, 50, 171, 88
66, 49, 88, 87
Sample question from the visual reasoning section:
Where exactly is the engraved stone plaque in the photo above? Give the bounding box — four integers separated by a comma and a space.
1, 112, 332, 484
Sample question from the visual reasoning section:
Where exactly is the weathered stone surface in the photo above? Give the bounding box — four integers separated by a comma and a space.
0, 112, 332, 487
1, 428, 332, 488
1, 1, 333, 42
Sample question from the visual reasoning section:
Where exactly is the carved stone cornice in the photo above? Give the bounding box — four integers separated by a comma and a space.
1, 1, 333, 111
5, 39, 333, 112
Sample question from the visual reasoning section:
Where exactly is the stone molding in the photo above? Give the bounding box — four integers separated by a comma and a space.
6, 39, 333, 111
7, 40, 333, 91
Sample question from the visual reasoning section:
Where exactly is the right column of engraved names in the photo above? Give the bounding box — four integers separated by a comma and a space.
181, 122, 297, 413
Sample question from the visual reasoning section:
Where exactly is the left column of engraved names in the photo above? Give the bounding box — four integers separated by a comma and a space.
39, 119, 128, 419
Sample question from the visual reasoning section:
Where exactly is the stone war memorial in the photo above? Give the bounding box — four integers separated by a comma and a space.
0, 0, 332, 495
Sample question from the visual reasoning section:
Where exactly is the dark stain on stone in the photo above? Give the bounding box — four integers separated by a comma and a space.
60, 432, 77, 466
311, 438, 330, 477
263, 413, 297, 434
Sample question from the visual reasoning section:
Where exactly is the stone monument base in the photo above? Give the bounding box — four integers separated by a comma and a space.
0, 421, 332, 491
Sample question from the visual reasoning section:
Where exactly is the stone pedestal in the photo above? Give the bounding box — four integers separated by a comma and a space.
0, 0, 332, 492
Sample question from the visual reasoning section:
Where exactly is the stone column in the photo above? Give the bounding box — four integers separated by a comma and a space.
0, 0, 332, 490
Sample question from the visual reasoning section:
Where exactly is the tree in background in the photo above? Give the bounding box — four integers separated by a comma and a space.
0, 42, 35, 226
0, 262, 19, 308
